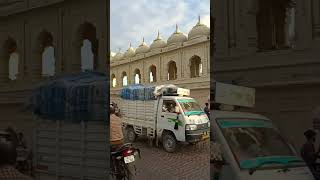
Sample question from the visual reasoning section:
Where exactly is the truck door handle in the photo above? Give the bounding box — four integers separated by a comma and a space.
161, 115, 164, 117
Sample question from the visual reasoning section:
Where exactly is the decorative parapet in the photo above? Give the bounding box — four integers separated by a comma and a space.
0, 0, 64, 17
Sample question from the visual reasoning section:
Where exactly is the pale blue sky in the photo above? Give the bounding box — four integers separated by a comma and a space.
110, 0, 210, 53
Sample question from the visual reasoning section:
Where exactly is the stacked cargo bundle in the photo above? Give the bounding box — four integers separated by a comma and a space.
153, 84, 178, 97
28, 72, 108, 122
120, 84, 156, 100
120, 84, 181, 101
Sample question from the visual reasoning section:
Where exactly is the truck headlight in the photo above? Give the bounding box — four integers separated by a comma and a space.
186, 124, 197, 131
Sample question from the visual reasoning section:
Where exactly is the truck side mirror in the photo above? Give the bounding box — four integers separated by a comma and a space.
175, 106, 180, 114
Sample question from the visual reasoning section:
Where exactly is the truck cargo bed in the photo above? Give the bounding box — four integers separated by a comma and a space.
120, 100, 157, 138
33, 119, 108, 180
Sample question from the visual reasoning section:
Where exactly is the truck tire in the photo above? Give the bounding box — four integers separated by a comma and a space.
162, 132, 177, 153
126, 127, 136, 143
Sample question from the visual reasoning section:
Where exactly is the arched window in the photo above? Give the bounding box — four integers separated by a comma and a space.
190, 56, 202, 78
134, 69, 141, 84
257, 0, 295, 50
4, 37, 19, 80
38, 30, 55, 77
8, 52, 19, 80
149, 65, 157, 83
122, 71, 128, 86
167, 61, 177, 80
111, 74, 117, 87
81, 39, 94, 71
78, 22, 98, 72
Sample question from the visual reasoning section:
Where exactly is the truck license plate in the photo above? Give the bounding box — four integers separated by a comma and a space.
124, 155, 135, 164
202, 132, 209, 140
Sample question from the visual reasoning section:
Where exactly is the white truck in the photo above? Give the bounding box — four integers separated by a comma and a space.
211, 82, 315, 180
120, 86, 210, 153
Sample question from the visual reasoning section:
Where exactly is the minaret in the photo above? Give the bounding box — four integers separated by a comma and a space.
156, 30, 161, 40
197, 15, 201, 25
139, 37, 146, 46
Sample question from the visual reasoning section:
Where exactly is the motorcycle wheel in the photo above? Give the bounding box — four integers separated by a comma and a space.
115, 174, 124, 180
124, 163, 134, 180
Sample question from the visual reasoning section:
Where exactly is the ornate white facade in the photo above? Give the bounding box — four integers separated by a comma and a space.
110, 17, 210, 106
0, 0, 108, 148
213, 0, 320, 149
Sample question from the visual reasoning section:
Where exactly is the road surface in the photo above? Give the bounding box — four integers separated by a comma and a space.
132, 137, 210, 180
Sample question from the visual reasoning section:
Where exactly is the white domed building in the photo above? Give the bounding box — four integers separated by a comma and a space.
110, 17, 210, 106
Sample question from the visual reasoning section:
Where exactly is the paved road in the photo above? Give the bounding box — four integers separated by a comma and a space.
131, 137, 210, 180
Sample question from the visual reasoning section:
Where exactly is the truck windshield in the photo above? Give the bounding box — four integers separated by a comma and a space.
217, 118, 304, 169
178, 99, 204, 115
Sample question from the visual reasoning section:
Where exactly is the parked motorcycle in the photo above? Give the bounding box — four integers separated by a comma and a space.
110, 143, 140, 180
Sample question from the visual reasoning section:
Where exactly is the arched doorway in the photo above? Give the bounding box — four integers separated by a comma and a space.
3, 37, 19, 81
149, 65, 157, 83
190, 55, 202, 78
76, 22, 99, 72
134, 69, 141, 84
167, 61, 177, 80
111, 74, 117, 87
122, 71, 128, 86
38, 30, 55, 77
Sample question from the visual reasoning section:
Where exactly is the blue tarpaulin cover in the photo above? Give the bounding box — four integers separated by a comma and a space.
120, 84, 156, 101
27, 72, 108, 122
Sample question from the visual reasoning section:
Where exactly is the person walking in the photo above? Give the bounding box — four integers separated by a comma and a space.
204, 103, 210, 119
301, 129, 320, 179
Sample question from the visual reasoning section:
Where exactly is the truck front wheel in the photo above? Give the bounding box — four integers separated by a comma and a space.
126, 127, 136, 143
162, 132, 177, 153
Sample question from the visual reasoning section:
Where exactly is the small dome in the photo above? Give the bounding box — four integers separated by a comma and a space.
150, 31, 167, 50
167, 24, 187, 45
113, 51, 124, 61
110, 52, 116, 61
188, 16, 210, 40
124, 43, 136, 57
135, 38, 150, 54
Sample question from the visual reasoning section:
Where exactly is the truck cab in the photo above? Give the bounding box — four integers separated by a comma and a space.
210, 82, 315, 180
156, 96, 210, 152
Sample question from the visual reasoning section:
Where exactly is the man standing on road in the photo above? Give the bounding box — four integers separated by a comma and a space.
110, 103, 124, 148
301, 129, 320, 179
110, 103, 125, 175
0, 141, 33, 180
204, 103, 210, 119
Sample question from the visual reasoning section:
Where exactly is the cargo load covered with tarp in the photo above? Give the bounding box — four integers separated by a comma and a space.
120, 84, 180, 101
27, 72, 109, 180
120, 84, 156, 100
27, 72, 108, 122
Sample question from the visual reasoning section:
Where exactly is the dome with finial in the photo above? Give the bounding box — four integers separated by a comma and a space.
150, 30, 167, 50
167, 24, 187, 45
135, 37, 150, 54
188, 15, 210, 40
113, 48, 124, 60
124, 43, 136, 57
110, 51, 116, 61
